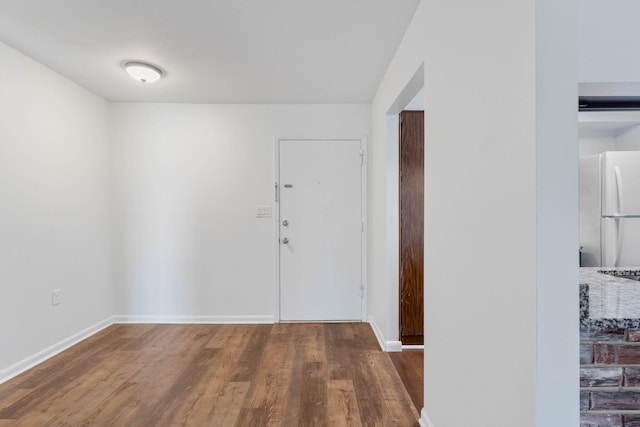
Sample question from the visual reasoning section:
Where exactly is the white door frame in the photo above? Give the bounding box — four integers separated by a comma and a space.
273, 136, 368, 322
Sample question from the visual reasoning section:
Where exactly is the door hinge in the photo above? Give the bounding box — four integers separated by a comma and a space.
360, 284, 365, 297
275, 182, 279, 203
361, 222, 364, 233
359, 149, 364, 165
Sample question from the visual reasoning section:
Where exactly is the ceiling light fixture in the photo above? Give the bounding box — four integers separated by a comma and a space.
124, 61, 163, 83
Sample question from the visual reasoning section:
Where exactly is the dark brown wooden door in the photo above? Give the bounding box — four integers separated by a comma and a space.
399, 110, 424, 345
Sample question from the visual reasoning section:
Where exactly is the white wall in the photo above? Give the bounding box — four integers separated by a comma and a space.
369, 0, 577, 425
535, 0, 579, 423
0, 42, 114, 375
110, 103, 370, 319
579, 0, 640, 83
579, 125, 640, 158
615, 125, 640, 150
404, 87, 425, 111
579, 129, 617, 157
578, 111, 640, 157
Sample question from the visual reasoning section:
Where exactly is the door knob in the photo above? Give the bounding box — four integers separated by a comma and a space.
281, 237, 289, 244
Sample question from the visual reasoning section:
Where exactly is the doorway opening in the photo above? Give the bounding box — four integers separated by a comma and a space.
384, 64, 425, 350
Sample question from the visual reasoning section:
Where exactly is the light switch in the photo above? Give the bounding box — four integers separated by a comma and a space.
256, 205, 272, 218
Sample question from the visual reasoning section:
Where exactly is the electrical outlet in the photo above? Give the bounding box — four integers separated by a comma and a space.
256, 205, 272, 218
52, 289, 61, 306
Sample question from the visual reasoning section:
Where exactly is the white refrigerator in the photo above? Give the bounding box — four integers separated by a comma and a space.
580, 151, 640, 267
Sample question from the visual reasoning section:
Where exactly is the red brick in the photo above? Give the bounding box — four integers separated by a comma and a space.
628, 330, 640, 342
582, 328, 627, 342
591, 391, 640, 410
594, 344, 640, 364
582, 344, 593, 365
625, 368, 640, 387
581, 413, 622, 427
581, 367, 623, 387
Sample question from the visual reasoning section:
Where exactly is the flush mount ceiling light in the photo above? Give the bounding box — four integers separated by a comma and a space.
124, 61, 163, 83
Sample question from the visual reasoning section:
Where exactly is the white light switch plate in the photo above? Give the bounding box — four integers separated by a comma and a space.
52, 289, 61, 306
256, 205, 272, 218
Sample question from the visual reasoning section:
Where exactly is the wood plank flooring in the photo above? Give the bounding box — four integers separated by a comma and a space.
0, 323, 419, 426
389, 350, 423, 413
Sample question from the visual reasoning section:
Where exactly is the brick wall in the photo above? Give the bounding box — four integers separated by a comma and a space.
581, 328, 640, 426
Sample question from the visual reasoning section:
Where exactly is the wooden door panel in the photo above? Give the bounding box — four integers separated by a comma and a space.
399, 111, 424, 345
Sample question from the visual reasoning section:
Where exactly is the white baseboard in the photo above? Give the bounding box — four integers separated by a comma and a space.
112, 314, 275, 324
403, 344, 424, 350
368, 314, 386, 350
386, 340, 403, 352
0, 316, 114, 385
419, 408, 434, 427
367, 315, 402, 352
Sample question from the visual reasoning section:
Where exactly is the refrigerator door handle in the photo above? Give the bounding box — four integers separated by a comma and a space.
614, 218, 625, 267
614, 166, 624, 216
614, 166, 624, 266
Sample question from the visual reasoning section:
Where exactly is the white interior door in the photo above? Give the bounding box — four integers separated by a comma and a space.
278, 139, 363, 321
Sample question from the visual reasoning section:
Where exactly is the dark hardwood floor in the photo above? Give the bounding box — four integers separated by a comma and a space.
0, 323, 419, 426
389, 350, 423, 413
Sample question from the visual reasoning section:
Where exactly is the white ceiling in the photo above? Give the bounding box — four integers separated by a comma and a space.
0, 0, 420, 104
